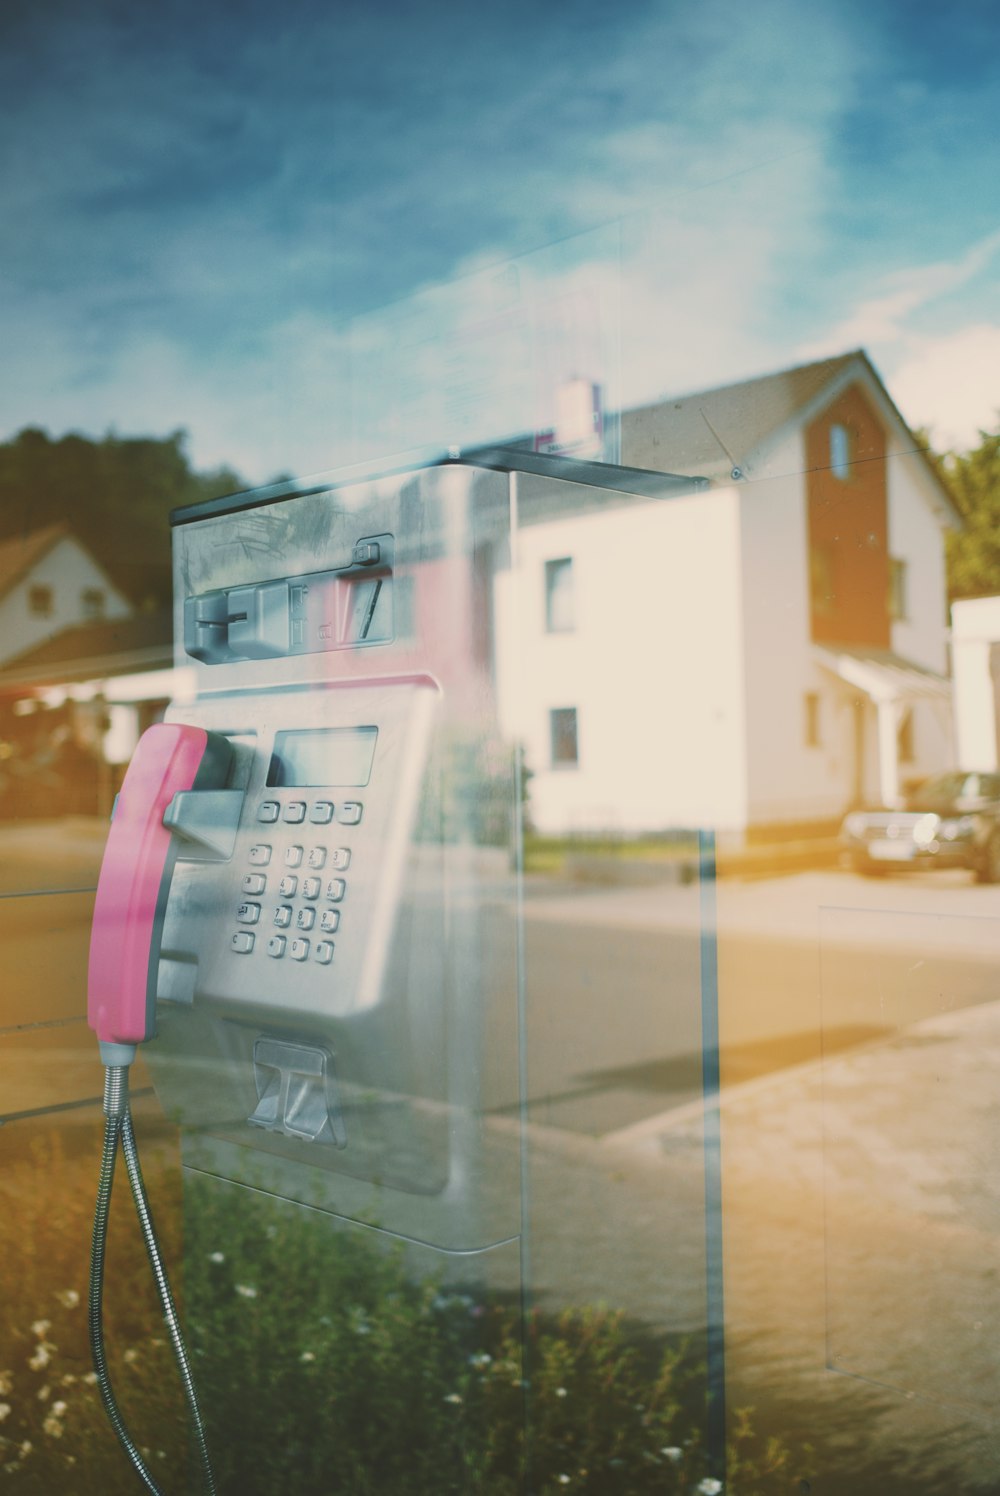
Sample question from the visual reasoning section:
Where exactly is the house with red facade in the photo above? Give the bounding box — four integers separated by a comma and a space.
495, 351, 961, 838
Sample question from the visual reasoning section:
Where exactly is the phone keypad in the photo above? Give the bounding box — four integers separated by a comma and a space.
232, 796, 361, 965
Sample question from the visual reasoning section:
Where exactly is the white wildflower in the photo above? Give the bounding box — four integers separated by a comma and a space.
697, 1480, 723, 1495
42, 1414, 64, 1439
56, 1290, 80, 1310
235, 1284, 258, 1300
82, 1371, 98, 1386
19, 1441, 32, 1457
37, 1386, 50, 1402
0, 1372, 11, 1395
28, 1347, 51, 1372
300, 1352, 316, 1364
0, 1404, 10, 1422
60, 1374, 77, 1387
555, 1386, 568, 1398
558, 1478, 571, 1487
468, 1353, 492, 1369
30, 1321, 50, 1339
208, 1252, 225, 1264
52, 1402, 67, 1418
123, 1349, 139, 1365
661, 1446, 682, 1463
443, 1393, 463, 1405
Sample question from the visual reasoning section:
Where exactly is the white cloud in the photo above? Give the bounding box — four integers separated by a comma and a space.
798, 228, 1000, 357
889, 324, 1000, 450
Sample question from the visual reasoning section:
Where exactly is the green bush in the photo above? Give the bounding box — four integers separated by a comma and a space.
0, 1118, 794, 1494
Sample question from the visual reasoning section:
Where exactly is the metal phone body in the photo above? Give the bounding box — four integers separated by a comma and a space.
148, 460, 520, 1253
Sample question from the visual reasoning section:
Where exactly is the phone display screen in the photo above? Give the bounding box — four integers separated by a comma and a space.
266, 727, 378, 787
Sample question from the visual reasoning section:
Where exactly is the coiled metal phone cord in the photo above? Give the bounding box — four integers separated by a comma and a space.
89, 1065, 217, 1494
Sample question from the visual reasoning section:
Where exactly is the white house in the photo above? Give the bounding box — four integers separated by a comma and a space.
495, 351, 961, 839
0, 525, 132, 665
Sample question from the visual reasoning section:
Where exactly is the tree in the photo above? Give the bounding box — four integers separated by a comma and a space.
927, 420, 1000, 602
0, 427, 245, 610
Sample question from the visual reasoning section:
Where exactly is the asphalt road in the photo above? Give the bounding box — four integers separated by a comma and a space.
508, 865, 1000, 1137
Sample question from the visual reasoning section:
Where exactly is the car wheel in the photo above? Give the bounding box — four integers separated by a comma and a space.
975, 831, 1000, 884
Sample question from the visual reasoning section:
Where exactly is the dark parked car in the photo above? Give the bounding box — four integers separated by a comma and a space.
841, 771, 1000, 882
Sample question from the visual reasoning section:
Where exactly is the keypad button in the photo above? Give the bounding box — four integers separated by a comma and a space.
236, 902, 261, 924
301, 876, 321, 900
274, 905, 293, 928
284, 845, 304, 868
290, 938, 310, 962
267, 936, 286, 958
278, 874, 298, 898
320, 908, 340, 933
315, 941, 334, 965
284, 801, 307, 823
324, 877, 346, 902
329, 848, 351, 871
296, 908, 316, 930
249, 844, 272, 866
307, 847, 327, 869
337, 801, 363, 825
242, 873, 266, 895
232, 931, 255, 953
258, 801, 280, 824
310, 801, 334, 824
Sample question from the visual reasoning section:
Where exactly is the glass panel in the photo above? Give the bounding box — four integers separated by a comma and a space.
5, 15, 997, 1480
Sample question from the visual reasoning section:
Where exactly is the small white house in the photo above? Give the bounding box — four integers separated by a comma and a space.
495, 350, 960, 839
0, 525, 132, 666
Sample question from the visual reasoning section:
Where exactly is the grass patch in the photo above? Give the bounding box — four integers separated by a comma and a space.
523, 835, 699, 877
0, 1112, 796, 1494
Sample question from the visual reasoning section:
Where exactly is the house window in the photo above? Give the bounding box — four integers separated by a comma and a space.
28, 584, 53, 617
898, 709, 915, 763
81, 587, 106, 620
830, 423, 851, 479
544, 557, 574, 633
550, 707, 579, 767
888, 558, 907, 622
804, 692, 822, 748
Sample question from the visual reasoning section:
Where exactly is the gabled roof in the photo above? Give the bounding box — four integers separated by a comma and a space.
0, 524, 70, 599
622, 349, 961, 523
625, 352, 860, 477
0, 611, 173, 691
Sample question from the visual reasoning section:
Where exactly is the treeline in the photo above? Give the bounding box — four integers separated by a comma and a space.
2, 418, 999, 610
0, 427, 245, 611
933, 424, 1000, 602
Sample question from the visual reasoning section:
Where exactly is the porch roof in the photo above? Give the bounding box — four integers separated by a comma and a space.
815, 646, 951, 704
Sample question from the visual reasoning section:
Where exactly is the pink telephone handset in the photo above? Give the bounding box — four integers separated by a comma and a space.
88, 722, 231, 1063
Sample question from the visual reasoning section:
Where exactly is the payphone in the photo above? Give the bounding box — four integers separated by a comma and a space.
88, 448, 707, 1490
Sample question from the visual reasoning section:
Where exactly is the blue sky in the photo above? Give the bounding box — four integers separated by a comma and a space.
1, 0, 998, 481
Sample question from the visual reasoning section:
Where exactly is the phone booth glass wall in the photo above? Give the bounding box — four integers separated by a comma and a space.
146, 452, 716, 1491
